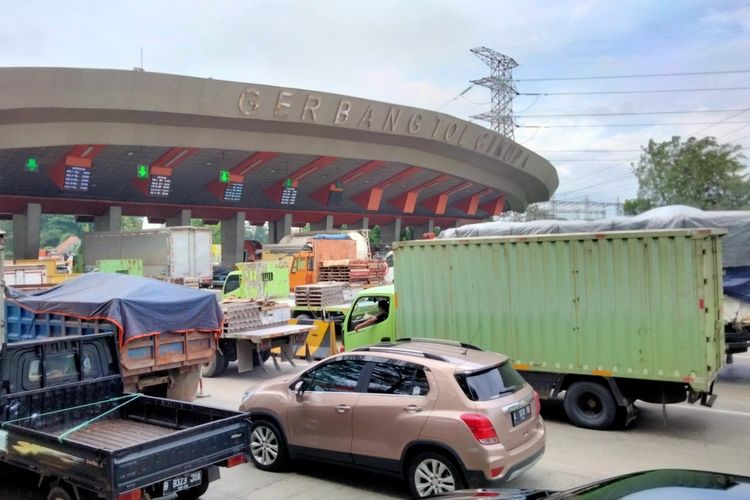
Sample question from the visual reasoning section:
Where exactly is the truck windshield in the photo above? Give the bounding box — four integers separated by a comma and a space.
224, 274, 240, 294
456, 363, 526, 401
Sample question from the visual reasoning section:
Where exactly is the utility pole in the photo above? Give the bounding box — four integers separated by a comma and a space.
470, 47, 518, 140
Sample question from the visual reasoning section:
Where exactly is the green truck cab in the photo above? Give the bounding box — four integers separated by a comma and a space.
342, 285, 395, 348
222, 260, 290, 300
342, 229, 726, 430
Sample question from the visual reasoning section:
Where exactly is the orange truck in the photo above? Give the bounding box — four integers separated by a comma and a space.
288, 235, 357, 291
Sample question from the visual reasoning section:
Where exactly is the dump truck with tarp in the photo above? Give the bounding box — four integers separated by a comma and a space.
6, 272, 222, 401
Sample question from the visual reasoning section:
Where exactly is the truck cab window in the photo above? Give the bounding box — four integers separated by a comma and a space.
224, 274, 241, 294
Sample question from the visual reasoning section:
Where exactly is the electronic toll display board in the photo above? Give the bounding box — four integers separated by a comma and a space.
63, 165, 91, 191
223, 182, 244, 201
148, 174, 172, 197
279, 178, 298, 206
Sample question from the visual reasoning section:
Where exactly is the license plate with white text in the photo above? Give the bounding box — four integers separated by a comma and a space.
162, 470, 202, 495
511, 404, 531, 426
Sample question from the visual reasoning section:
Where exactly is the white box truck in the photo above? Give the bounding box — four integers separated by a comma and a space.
83, 226, 213, 287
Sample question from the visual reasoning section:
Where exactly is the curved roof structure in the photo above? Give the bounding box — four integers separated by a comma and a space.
0, 67, 558, 226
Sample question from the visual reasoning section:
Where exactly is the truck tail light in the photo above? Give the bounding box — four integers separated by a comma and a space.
118, 489, 142, 500
225, 454, 247, 468
533, 390, 541, 415
460, 413, 499, 445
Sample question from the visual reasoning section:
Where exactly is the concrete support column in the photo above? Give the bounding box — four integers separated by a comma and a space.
380, 218, 402, 246
311, 215, 334, 232
12, 203, 41, 260
360, 217, 369, 230
271, 214, 293, 243
94, 206, 122, 232
166, 209, 191, 227
221, 211, 245, 266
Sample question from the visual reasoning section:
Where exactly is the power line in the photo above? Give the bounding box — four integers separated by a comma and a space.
519, 108, 748, 118
519, 120, 750, 128
516, 69, 750, 82
550, 158, 634, 162
690, 108, 750, 136
539, 149, 641, 153
520, 86, 750, 96
562, 172, 636, 194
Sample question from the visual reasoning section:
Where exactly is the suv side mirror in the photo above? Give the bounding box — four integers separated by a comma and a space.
293, 379, 306, 396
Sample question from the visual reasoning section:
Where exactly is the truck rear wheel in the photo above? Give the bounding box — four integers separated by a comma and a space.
47, 483, 74, 500
202, 351, 228, 378
563, 381, 618, 430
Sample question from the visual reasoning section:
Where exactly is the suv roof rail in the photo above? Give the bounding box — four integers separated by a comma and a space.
352, 345, 451, 362
396, 337, 483, 351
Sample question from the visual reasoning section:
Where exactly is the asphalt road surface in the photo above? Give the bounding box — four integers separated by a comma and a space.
2, 352, 749, 499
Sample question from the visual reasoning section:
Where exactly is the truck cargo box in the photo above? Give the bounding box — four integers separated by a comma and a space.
393, 229, 725, 392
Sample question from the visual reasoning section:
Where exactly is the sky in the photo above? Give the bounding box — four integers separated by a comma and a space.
2, 0, 749, 205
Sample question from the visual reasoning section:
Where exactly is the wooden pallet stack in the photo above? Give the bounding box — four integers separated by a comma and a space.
294, 282, 347, 307
348, 259, 388, 285
318, 264, 349, 282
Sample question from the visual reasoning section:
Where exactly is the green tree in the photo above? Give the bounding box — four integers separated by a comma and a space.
121, 216, 143, 232
622, 198, 652, 215
632, 136, 750, 210
190, 219, 221, 244
369, 225, 382, 247
245, 223, 268, 243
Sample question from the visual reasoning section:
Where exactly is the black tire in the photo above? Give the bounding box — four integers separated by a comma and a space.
47, 484, 73, 500
249, 420, 289, 472
295, 313, 314, 321
407, 451, 465, 498
175, 469, 210, 499
202, 351, 228, 378
563, 381, 618, 430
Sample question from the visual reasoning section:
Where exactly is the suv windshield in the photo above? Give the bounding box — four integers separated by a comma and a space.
456, 362, 526, 401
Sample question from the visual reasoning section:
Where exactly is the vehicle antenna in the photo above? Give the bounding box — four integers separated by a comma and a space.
464, 323, 482, 355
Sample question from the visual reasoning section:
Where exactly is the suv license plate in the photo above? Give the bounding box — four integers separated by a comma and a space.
511, 404, 531, 426
162, 470, 202, 495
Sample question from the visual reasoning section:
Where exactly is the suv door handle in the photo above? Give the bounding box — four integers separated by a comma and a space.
404, 404, 423, 413
335, 404, 351, 413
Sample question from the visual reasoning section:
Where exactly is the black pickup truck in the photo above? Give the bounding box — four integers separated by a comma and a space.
0, 331, 250, 500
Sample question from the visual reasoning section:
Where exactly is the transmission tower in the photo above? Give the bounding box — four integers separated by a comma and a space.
470, 47, 518, 139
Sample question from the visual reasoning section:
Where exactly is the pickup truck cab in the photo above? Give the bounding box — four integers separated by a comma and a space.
0, 331, 250, 500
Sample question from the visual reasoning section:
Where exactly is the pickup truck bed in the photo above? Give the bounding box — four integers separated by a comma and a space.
0, 333, 250, 500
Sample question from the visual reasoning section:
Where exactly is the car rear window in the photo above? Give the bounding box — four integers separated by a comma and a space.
456, 362, 526, 401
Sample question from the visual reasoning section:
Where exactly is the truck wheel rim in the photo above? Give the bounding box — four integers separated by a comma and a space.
578, 393, 602, 416
414, 459, 455, 497
250, 426, 279, 466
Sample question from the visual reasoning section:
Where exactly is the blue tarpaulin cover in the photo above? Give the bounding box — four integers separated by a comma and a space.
6, 272, 223, 344
724, 267, 750, 303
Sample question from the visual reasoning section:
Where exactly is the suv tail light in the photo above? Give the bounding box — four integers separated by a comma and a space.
460, 413, 499, 445
533, 390, 541, 415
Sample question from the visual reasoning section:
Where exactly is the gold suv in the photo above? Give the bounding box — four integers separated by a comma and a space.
239, 339, 546, 498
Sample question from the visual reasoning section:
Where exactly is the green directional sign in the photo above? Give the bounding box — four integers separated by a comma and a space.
219, 170, 230, 183
25, 157, 39, 172
136, 164, 149, 179
283, 177, 293, 188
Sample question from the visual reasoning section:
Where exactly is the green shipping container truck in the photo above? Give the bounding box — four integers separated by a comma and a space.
342, 229, 725, 430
